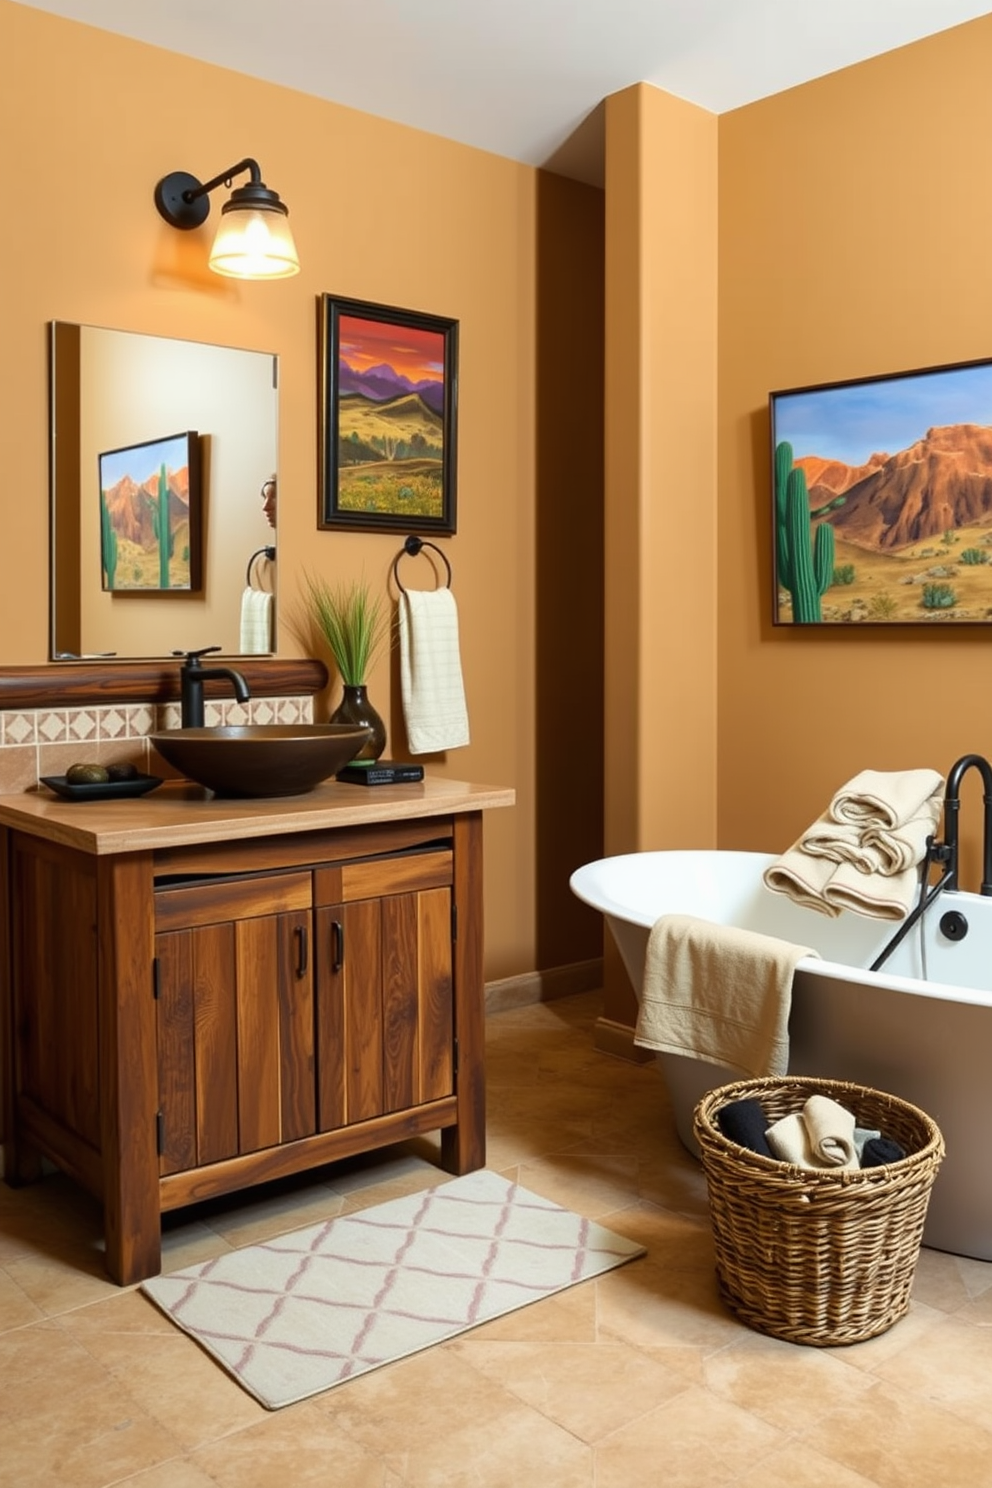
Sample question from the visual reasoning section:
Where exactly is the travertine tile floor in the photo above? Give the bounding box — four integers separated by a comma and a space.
2, 990, 992, 1487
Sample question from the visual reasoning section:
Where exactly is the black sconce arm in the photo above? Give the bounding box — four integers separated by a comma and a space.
154, 158, 284, 231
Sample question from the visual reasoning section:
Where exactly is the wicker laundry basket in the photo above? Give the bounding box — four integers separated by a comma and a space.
693, 1075, 944, 1347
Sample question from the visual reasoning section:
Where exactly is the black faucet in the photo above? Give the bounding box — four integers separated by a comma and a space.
175, 647, 251, 729
943, 753, 992, 895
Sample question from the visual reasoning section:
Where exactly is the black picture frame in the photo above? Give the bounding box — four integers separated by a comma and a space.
318, 294, 458, 534
771, 355, 992, 625
98, 430, 201, 592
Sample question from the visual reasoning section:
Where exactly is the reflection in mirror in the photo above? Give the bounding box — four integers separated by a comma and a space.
50, 322, 278, 661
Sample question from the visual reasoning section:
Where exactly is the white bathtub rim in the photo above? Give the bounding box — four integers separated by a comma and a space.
571, 850, 992, 1008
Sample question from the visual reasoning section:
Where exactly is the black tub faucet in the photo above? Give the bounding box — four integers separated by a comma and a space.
943, 753, 992, 895
175, 647, 250, 728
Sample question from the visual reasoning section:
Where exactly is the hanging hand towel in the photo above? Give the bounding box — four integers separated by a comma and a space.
398, 587, 470, 754
240, 588, 273, 653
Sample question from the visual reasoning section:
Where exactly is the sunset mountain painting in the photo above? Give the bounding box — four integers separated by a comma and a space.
771, 359, 992, 624
335, 312, 447, 522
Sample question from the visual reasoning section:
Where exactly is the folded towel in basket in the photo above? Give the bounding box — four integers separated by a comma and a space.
716, 1098, 774, 1158
828, 768, 944, 830
861, 1136, 907, 1167
634, 913, 819, 1078
765, 1095, 858, 1171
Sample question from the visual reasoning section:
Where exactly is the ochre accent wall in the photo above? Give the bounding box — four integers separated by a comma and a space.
717, 15, 992, 891
0, 0, 606, 984
601, 84, 719, 1028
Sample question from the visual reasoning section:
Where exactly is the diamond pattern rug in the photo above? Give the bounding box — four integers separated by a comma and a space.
141, 1169, 646, 1409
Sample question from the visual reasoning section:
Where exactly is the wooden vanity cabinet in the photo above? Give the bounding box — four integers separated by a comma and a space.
154, 870, 317, 1174
0, 790, 502, 1287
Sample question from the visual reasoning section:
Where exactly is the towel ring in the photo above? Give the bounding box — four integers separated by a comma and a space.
391, 534, 452, 594
246, 546, 276, 587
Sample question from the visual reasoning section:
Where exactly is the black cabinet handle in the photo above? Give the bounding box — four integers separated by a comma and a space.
295, 924, 309, 978
332, 919, 344, 972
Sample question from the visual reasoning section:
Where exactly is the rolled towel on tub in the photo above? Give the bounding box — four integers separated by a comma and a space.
828, 768, 944, 830
821, 859, 922, 922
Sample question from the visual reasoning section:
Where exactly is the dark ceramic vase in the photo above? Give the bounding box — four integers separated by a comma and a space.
329, 683, 386, 761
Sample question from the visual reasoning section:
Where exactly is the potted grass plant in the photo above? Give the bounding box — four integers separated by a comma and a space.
301, 572, 390, 760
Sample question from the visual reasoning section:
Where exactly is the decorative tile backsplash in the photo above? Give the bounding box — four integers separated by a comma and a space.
0, 695, 314, 794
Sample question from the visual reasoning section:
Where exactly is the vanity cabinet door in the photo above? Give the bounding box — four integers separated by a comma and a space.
314, 860, 455, 1132
154, 873, 314, 1175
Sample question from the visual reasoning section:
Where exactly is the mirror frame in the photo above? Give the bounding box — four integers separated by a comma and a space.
0, 658, 326, 710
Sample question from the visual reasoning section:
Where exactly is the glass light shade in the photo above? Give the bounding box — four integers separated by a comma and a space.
208, 207, 300, 280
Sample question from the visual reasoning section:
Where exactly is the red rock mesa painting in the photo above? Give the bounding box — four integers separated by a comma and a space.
771, 359, 992, 624
99, 431, 200, 592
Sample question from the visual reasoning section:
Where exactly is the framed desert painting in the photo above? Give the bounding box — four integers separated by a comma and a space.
98, 431, 201, 592
318, 294, 458, 534
771, 357, 992, 625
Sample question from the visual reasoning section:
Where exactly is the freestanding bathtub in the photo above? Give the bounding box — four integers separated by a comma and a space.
571, 849, 992, 1261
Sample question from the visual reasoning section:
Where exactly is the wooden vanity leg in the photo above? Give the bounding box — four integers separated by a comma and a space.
442, 812, 486, 1174
0, 828, 42, 1186
97, 854, 161, 1285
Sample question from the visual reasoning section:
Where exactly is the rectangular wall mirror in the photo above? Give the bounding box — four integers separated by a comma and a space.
50, 322, 278, 661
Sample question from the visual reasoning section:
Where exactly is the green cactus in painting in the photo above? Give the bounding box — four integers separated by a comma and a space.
774, 440, 837, 623
100, 490, 118, 590
156, 464, 171, 590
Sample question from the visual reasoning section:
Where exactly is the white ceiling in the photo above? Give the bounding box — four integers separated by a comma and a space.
15, 0, 992, 185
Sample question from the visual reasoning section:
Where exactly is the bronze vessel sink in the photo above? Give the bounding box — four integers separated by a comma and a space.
150, 724, 372, 798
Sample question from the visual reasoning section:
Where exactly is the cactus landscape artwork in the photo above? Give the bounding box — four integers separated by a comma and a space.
320, 294, 458, 534
771, 357, 992, 624
98, 432, 200, 592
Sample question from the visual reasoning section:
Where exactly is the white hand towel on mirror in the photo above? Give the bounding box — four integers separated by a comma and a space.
828, 768, 944, 830
634, 913, 820, 1078
240, 588, 273, 653
398, 588, 470, 754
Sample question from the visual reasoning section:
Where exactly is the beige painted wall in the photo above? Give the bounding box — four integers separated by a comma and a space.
717, 15, 992, 891
0, 0, 607, 983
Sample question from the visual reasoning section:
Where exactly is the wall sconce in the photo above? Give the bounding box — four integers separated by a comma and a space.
153, 158, 300, 280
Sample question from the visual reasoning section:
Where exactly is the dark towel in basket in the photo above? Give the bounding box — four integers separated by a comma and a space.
861, 1136, 906, 1167
717, 1098, 774, 1157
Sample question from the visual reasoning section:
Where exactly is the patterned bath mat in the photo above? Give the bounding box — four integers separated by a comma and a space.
141, 1168, 645, 1409
143, 1172, 648, 1404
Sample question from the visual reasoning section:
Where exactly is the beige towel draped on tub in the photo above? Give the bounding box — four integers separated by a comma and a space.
634, 913, 820, 1078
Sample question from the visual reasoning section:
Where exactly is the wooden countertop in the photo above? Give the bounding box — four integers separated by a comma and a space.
0, 776, 515, 856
